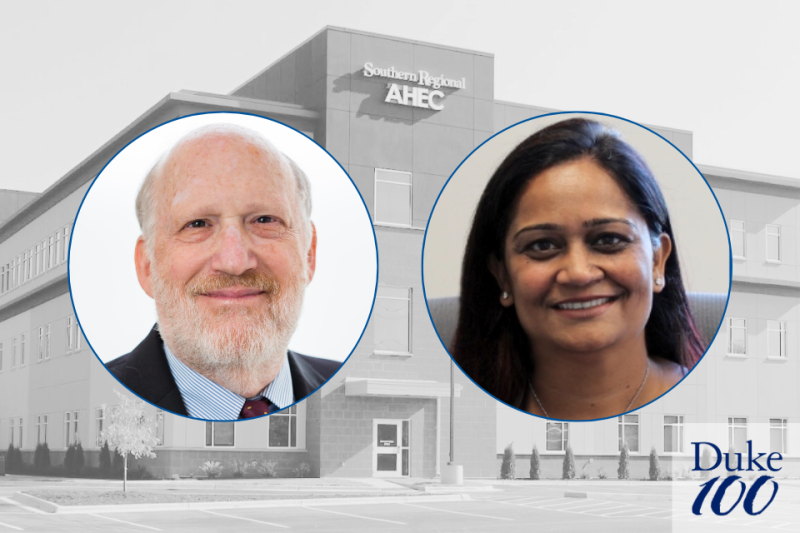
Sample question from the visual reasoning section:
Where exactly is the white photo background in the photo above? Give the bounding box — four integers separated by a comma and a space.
70, 112, 377, 363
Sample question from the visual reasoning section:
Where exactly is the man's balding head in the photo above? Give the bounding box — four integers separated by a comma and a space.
135, 124, 312, 251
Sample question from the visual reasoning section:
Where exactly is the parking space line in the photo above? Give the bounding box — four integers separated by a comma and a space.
0, 497, 45, 515
523, 497, 572, 506
87, 513, 162, 531
0, 520, 23, 531
401, 502, 514, 521
305, 506, 406, 525
201, 510, 289, 528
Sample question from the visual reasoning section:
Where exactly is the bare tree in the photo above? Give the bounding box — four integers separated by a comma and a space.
101, 390, 157, 493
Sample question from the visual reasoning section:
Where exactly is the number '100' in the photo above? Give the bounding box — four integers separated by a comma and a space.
692, 475, 778, 516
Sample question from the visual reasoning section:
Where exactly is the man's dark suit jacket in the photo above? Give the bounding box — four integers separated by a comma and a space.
106, 327, 341, 418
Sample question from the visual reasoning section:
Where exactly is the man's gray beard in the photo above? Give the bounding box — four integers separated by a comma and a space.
151, 269, 305, 380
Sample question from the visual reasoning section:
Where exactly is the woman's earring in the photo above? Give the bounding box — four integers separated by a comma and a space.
654, 277, 664, 287
502, 291, 509, 300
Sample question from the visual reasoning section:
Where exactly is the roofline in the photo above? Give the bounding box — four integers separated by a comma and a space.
698, 164, 800, 190
229, 25, 493, 96
0, 92, 318, 245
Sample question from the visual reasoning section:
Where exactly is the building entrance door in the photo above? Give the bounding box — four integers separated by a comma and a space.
373, 419, 409, 477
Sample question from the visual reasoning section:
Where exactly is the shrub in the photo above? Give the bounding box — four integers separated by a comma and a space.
597, 467, 607, 480
292, 462, 311, 478
99, 442, 112, 476
5, 444, 18, 473
74, 443, 85, 475
230, 460, 250, 478
562, 445, 576, 480
726, 445, 737, 477
500, 443, 516, 480
529, 445, 541, 480
112, 447, 125, 475
200, 461, 223, 479
33, 443, 51, 473
253, 460, 278, 478
64, 444, 76, 474
700, 447, 712, 479
129, 465, 154, 480
649, 447, 661, 481
617, 444, 630, 480
660, 467, 673, 481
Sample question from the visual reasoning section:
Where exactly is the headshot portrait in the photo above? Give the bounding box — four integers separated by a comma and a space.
69, 113, 377, 421
424, 113, 730, 421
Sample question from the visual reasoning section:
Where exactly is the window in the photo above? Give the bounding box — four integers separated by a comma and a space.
155, 410, 165, 446
546, 422, 569, 451
66, 316, 81, 353
205, 422, 234, 446
10, 337, 16, 369
269, 405, 297, 447
374, 286, 412, 354
37, 326, 44, 362
374, 168, 412, 226
728, 318, 746, 356
37, 415, 48, 445
28, 247, 34, 280
766, 224, 781, 262
66, 316, 73, 353
17, 417, 22, 448
9, 418, 14, 447
0, 342, 3, 371
96, 407, 105, 447
62, 225, 70, 263
48, 235, 56, 269
64, 412, 79, 446
768, 321, 786, 358
618, 414, 639, 452
45, 324, 51, 360
728, 417, 747, 453
20, 334, 25, 366
730, 220, 745, 258
770, 418, 787, 454
21, 251, 27, 284
664, 415, 684, 453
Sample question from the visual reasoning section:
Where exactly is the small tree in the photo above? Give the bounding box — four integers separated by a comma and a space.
562, 445, 576, 480
5, 444, 17, 473
64, 444, 76, 475
700, 447, 712, 479
500, 443, 516, 480
529, 444, 541, 480
617, 444, 630, 480
34, 443, 51, 473
726, 445, 738, 478
99, 441, 111, 476
101, 390, 157, 492
649, 446, 661, 481
74, 443, 85, 475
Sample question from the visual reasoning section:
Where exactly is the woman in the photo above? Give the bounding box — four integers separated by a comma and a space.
454, 117, 705, 420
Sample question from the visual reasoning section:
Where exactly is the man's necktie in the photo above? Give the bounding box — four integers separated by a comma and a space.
240, 398, 275, 419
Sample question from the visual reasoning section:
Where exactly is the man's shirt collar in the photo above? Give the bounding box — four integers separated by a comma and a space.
163, 342, 294, 420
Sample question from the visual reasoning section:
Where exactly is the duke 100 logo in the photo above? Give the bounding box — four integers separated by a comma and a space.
691, 441, 780, 516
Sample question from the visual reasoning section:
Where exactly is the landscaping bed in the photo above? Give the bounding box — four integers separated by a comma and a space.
25, 489, 417, 506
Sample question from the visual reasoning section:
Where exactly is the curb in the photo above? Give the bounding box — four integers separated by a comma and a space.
12, 492, 471, 514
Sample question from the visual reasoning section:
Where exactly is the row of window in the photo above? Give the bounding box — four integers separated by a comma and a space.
206, 405, 299, 447
374, 286, 412, 354
7, 405, 299, 450
727, 317, 786, 358
0, 224, 71, 295
0, 317, 82, 372
729, 220, 781, 262
544, 416, 788, 455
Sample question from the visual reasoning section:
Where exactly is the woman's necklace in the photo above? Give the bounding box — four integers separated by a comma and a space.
527, 359, 651, 419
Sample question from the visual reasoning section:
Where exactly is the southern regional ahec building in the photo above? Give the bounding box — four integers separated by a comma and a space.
1, 27, 798, 479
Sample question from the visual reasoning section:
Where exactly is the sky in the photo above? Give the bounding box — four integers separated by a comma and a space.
1, 0, 798, 194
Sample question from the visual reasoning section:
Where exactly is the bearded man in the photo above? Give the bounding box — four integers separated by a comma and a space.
106, 123, 340, 420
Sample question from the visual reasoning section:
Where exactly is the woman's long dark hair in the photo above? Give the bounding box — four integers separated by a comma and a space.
453, 117, 705, 408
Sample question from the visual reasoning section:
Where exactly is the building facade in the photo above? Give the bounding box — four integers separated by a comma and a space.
0, 26, 794, 480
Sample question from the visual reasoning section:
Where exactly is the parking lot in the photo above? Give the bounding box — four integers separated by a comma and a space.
1, 478, 799, 532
